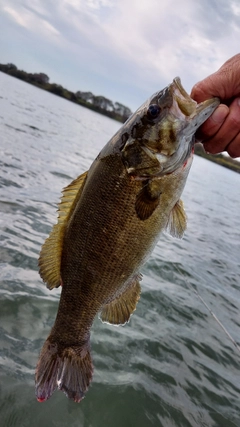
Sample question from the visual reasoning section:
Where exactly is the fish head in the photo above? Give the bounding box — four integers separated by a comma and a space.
121, 77, 220, 177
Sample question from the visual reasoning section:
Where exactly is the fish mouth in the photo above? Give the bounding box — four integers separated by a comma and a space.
153, 78, 220, 175
170, 77, 220, 126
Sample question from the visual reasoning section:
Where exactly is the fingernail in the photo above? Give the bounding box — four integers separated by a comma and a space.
210, 105, 229, 123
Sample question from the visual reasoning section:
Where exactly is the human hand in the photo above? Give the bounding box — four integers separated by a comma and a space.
191, 54, 240, 158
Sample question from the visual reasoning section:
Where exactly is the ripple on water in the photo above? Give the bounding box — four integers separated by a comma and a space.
0, 73, 240, 426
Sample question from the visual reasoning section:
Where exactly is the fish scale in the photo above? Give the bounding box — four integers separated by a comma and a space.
35, 77, 219, 402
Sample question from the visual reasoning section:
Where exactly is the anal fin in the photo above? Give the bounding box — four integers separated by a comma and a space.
100, 275, 142, 325
166, 199, 187, 238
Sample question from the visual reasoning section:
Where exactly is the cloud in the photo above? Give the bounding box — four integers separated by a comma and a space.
1, 0, 240, 109
3, 4, 60, 37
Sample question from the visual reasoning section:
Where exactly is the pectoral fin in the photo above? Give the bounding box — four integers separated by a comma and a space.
100, 275, 142, 325
166, 199, 187, 238
135, 180, 161, 220
38, 171, 88, 289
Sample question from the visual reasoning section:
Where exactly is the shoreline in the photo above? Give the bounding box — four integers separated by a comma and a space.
194, 144, 240, 174
0, 64, 131, 123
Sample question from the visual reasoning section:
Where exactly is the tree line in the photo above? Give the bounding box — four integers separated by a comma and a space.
0, 63, 132, 123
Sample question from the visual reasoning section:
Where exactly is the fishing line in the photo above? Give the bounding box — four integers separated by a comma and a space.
175, 265, 240, 355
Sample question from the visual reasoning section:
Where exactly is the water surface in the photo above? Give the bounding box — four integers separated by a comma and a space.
0, 72, 240, 427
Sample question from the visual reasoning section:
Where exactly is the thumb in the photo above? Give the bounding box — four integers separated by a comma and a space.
191, 73, 224, 103
191, 54, 240, 103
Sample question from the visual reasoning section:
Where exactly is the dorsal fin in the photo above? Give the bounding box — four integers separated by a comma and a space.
165, 199, 187, 238
38, 171, 88, 289
99, 275, 142, 325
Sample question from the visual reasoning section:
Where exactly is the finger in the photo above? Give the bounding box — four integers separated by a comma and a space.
191, 54, 240, 102
225, 133, 240, 158
195, 104, 229, 142
191, 74, 221, 102
203, 97, 240, 154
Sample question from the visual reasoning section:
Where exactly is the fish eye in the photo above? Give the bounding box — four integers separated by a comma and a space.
147, 104, 160, 119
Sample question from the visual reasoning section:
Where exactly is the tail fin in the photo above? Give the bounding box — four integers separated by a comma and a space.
35, 339, 93, 402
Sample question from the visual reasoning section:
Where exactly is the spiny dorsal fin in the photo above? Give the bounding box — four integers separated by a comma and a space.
166, 199, 187, 239
135, 180, 161, 221
38, 171, 88, 289
100, 275, 142, 325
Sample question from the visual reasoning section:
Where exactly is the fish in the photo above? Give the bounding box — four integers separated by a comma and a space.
35, 77, 219, 403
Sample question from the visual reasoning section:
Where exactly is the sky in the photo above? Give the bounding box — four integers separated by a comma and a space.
1, 0, 240, 111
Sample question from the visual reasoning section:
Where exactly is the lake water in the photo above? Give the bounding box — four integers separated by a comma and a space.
0, 71, 240, 427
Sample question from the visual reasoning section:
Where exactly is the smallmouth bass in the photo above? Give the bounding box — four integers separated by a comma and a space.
35, 78, 219, 402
